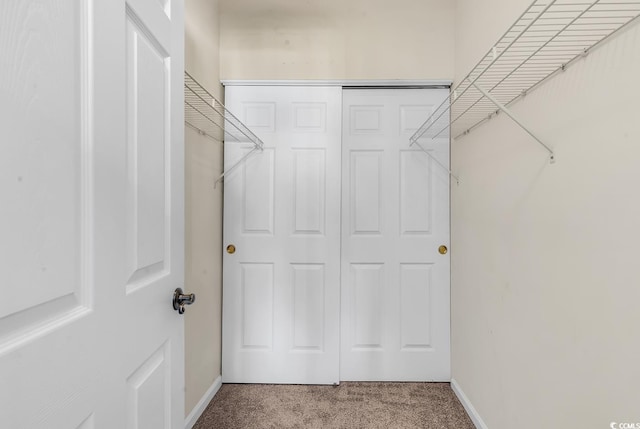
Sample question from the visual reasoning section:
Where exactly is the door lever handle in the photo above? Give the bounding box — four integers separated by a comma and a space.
173, 288, 196, 314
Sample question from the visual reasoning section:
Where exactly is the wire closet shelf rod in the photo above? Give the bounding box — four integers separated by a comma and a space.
410, 0, 640, 150
184, 72, 265, 183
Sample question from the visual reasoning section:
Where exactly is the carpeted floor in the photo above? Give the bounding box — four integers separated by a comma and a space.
193, 382, 475, 429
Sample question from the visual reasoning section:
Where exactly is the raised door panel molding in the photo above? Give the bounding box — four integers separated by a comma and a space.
292, 149, 326, 236
241, 263, 274, 350
0, 0, 93, 353
291, 264, 325, 352
125, 13, 171, 292
350, 150, 383, 236
400, 264, 433, 351
126, 342, 171, 429
400, 150, 432, 236
350, 263, 385, 350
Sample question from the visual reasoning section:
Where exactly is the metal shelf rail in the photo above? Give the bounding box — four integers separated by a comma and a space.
410, 0, 640, 166
184, 72, 264, 183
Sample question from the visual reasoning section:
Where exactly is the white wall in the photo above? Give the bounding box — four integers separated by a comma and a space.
452, 1, 640, 428
219, 0, 455, 80
193, 2, 640, 426
184, 0, 223, 417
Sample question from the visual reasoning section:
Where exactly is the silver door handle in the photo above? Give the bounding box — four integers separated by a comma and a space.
173, 288, 195, 314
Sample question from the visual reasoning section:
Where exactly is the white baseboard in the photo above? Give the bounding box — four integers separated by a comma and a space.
184, 375, 223, 429
450, 378, 489, 429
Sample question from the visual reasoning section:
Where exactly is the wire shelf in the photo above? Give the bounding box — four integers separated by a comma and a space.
411, 0, 640, 145
184, 71, 264, 184
185, 72, 264, 182
185, 72, 263, 147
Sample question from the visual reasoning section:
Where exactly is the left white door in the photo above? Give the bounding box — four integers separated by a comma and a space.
222, 86, 342, 384
0, 0, 185, 428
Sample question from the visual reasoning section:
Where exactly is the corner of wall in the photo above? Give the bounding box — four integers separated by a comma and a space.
184, 0, 224, 419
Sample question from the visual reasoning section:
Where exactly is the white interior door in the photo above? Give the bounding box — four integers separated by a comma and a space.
340, 88, 451, 381
0, 1, 185, 428
222, 86, 342, 384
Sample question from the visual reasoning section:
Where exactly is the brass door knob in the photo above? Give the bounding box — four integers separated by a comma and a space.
226, 244, 236, 254
438, 245, 448, 255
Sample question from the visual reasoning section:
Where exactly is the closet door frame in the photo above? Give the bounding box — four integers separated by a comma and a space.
221, 80, 452, 384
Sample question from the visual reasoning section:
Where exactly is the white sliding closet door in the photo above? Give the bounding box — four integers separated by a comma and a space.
222, 85, 450, 384
222, 86, 342, 384
341, 88, 451, 381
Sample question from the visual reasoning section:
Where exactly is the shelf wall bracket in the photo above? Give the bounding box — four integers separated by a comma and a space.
184, 71, 266, 185
470, 80, 555, 164
410, 139, 460, 185
214, 146, 260, 187
409, 0, 640, 173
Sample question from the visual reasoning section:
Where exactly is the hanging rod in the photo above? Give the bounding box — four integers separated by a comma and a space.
410, 0, 640, 158
184, 72, 264, 183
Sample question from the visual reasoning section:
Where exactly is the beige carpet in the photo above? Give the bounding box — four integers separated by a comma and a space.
193, 382, 475, 429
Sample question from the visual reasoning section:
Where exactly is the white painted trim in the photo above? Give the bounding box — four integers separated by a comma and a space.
184, 375, 223, 429
221, 79, 452, 88
451, 378, 489, 429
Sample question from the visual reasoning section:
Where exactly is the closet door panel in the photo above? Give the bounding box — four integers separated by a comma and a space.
341, 88, 451, 381
222, 86, 341, 384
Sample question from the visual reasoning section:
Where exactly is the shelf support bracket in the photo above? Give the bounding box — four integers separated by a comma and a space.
214, 146, 261, 187
470, 81, 555, 164
410, 139, 460, 185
